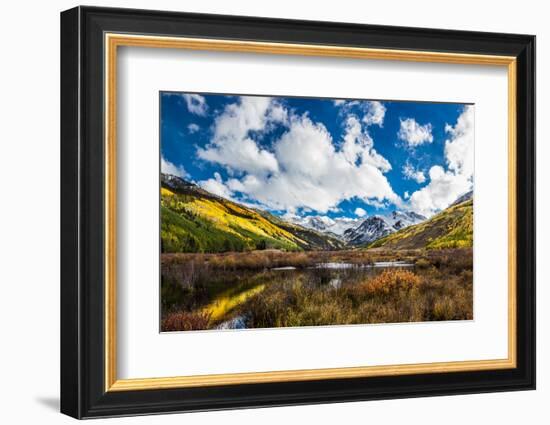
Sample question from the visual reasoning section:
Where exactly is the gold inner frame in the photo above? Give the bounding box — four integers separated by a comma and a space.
104, 33, 517, 392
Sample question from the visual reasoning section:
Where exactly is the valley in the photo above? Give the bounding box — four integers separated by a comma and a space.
160, 173, 474, 331
161, 173, 472, 253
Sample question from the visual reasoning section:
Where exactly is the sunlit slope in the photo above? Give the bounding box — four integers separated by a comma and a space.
368, 199, 473, 250
161, 175, 342, 253
254, 208, 345, 250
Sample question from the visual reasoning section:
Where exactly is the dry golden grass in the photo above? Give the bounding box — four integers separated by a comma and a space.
161, 248, 473, 330
162, 247, 471, 272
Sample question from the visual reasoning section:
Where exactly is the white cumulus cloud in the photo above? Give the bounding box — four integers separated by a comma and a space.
398, 118, 433, 147
402, 161, 426, 183
245, 113, 399, 212
334, 100, 386, 127
409, 165, 471, 216
362, 101, 386, 127
161, 156, 187, 178
341, 115, 391, 172
187, 123, 200, 133
197, 96, 284, 175
408, 106, 474, 216
445, 105, 475, 178
183, 94, 208, 116
197, 96, 400, 214
199, 172, 233, 199
355, 207, 367, 217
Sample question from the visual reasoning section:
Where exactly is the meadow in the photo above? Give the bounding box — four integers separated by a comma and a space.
161, 248, 473, 331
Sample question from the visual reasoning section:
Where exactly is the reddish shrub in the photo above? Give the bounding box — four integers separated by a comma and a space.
362, 269, 421, 295
161, 311, 211, 331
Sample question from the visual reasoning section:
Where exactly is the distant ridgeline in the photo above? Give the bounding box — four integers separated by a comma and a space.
160, 173, 473, 253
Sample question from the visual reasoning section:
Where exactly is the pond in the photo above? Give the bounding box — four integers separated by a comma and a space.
312, 261, 414, 269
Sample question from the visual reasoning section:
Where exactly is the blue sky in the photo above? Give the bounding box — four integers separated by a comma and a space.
160, 92, 474, 219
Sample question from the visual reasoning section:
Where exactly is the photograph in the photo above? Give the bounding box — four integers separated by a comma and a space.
56, 4, 536, 419
160, 92, 474, 331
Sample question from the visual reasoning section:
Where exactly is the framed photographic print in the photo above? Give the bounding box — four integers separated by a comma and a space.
60, 6, 535, 419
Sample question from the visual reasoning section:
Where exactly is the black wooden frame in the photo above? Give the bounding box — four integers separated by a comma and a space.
60, 6, 536, 419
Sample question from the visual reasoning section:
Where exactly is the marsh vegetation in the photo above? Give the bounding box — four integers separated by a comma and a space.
161, 248, 473, 331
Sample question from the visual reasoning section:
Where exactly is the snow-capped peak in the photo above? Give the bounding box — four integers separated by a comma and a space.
290, 215, 360, 236
343, 210, 426, 245
286, 209, 426, 245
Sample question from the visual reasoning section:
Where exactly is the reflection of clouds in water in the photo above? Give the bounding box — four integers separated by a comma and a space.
313, 261, 414, 269
216, 315, 247, 330
373, 261, 414, 267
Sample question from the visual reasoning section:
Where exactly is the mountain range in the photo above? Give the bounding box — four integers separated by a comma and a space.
342, 210, 426, 245
160, 173, 472, 253
289, 215, 359, 237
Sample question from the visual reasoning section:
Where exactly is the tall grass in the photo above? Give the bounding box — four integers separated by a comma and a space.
240, 266, 472, 329
161, 311, 212, 331
160, 248, 473, 331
